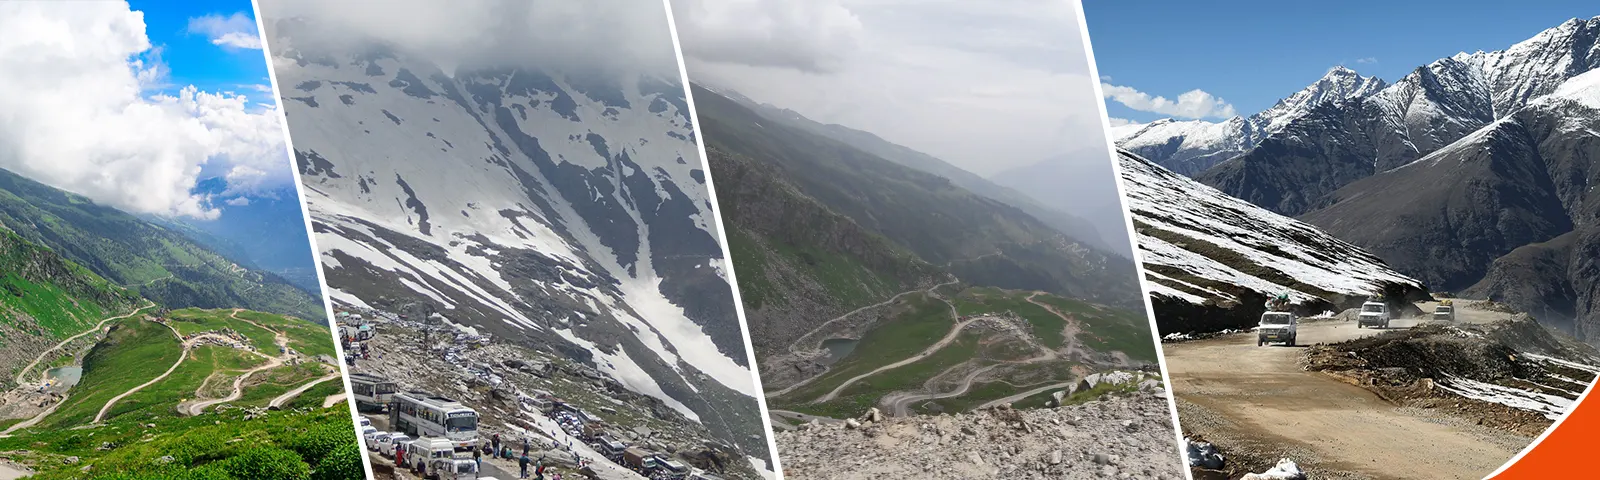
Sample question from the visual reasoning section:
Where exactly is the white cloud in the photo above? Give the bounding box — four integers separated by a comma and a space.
672, 0, 864, 73
1101, 83, 1238, 119
226, 196, 251, 206
0, 1, 293, 220
260, 0, 682, 78
680, 0, 1108, 176
187, 12, 263, 50
1107, 117, 1137, 127
1355, 57, 1378, 64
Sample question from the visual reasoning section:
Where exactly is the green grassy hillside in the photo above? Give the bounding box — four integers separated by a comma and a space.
0, 228, 141, 339
0, 167, 324, 322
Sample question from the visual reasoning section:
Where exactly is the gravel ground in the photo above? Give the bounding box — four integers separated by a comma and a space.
775, 389, 1184, 479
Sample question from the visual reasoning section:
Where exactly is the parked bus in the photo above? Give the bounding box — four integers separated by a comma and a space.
391, 390, 479, 450
349, 373, 397, 412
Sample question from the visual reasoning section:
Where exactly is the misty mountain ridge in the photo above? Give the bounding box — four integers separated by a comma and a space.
702, 84, 1126, 256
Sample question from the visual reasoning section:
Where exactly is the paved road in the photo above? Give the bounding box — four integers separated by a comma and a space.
1168, 299, 1526, 479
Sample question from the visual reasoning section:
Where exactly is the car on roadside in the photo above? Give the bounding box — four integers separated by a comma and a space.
371, 432, 394, 453
1257, 311, 1298, 346
383, 433, 412, 457
361, 426, 379, 447
1357, 301, 1390, 329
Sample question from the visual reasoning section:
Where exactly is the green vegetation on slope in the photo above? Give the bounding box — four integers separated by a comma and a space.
1034, 296, 1159, 363
792, 334, 981, 418
773, 293, 955, 404
0, 228, 140, 338
693, 84, 1141, 309
38, 317, 182, 429
168, 308, 280, 352
0, 167, 324, 322
234, 310, 336, 358
105, 345, 267, 422
0, 408, 360, 480
951, 288, 1072, 349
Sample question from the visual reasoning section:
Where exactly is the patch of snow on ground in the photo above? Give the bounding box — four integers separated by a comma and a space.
1524, 352, 1600, 375
1438, 375, 1573, 420
748, 456, 776, 480
1242, 458, 1306, 480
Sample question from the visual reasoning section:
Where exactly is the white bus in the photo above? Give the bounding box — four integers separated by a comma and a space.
391, 390, 478, 451
349, 373, 397, 412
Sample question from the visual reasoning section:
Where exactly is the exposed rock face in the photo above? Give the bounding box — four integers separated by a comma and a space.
774, 391, 1184, 479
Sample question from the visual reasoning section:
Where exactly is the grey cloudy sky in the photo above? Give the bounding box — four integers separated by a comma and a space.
671, 0, 1113, 177
258, 0, 681, 77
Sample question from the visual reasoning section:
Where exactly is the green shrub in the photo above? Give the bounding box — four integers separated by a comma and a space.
288, 421, 357, 466
311, 442, 365, 480
219, 448, 311, 480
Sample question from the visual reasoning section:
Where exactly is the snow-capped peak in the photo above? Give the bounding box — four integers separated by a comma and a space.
1255, 66, 1387, 133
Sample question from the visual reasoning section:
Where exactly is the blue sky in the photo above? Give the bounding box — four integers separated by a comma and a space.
131, 0, 274, 105
1083, 0, 1599, 123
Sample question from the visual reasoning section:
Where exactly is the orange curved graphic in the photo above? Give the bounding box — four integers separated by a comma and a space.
1491, 382, 1597, 477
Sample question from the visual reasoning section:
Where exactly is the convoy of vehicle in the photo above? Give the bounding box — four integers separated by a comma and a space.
391, 391, 480, 451
350, 372, 397, 412
339, 310, 730, 480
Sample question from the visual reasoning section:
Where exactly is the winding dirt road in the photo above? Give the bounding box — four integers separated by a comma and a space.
811, 297, 970, 404
93, 322, 189, 423
184, 309, 295, 415
1169, 300, 1527, 479
768, 279, 959, 399
268, 372, 341, 409
15, 303, 151, 386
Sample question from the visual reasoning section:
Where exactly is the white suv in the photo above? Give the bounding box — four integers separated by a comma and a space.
1357, 302, 1390, 329
1257, 311, 1297, 346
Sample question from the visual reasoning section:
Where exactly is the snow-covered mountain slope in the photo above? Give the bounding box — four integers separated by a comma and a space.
265, 19, 768, 454
1118, 148, 1424, 330
1115, 67, 1386, 175
1202, 17, 1600, 216
1302, 67, 1600, 338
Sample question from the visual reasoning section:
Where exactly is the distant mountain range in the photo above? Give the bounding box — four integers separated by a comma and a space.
692, 83, 1144, 361
0, 167, 325, 323
168, 182, 321, 293
1117, 17, 1600, 340
712, 89, 1125, 256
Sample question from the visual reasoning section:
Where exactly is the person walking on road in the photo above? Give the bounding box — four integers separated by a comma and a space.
519, 453, 530, 479
474, 447, 482, 474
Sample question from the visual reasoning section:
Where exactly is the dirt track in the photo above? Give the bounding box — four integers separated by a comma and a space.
1167, 300, 1533, 479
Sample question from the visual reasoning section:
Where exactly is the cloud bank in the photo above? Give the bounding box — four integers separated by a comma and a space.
0, 1, 291, 219
1101, 83, 1238, 119
257, 0, 682, 78
188, 12, 263, 50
